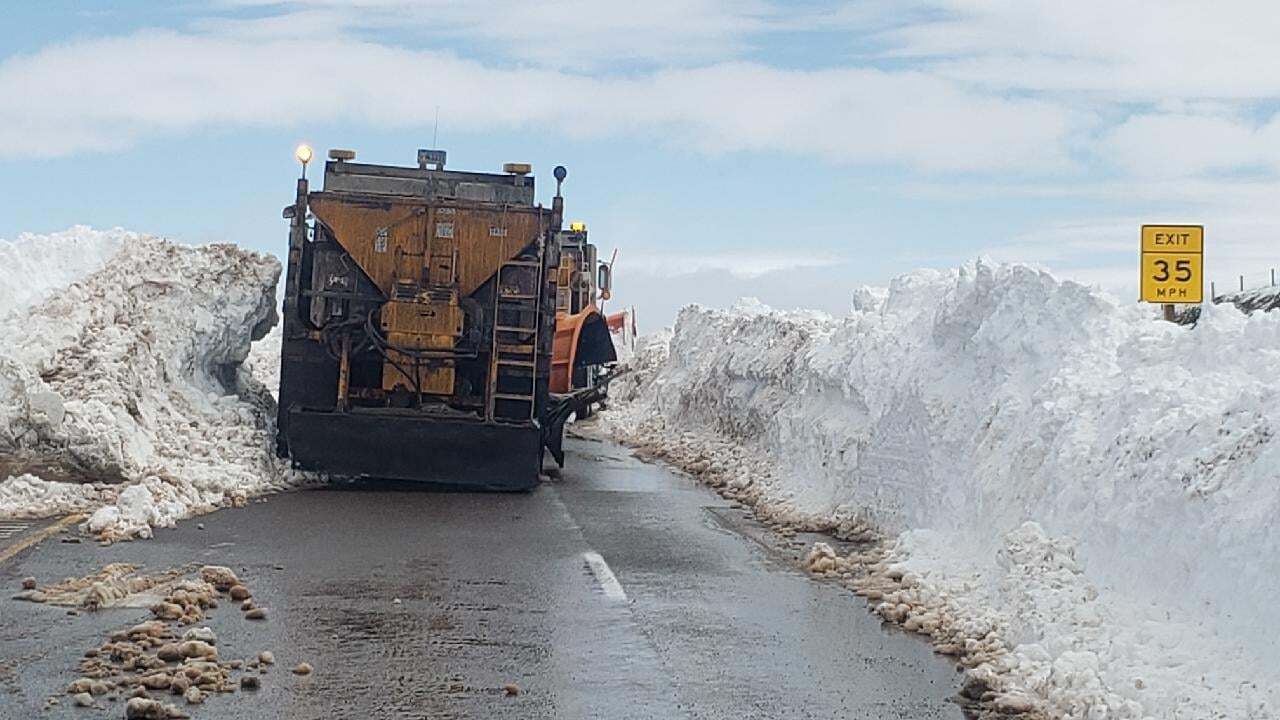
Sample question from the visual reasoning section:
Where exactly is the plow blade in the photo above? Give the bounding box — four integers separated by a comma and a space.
284, 408, 542, 490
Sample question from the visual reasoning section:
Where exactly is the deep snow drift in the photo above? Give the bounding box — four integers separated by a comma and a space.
0, 227, 296, 539
605, 262, 1280, 719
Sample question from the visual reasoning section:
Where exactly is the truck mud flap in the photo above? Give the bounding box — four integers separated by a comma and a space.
285, 408, 542, 490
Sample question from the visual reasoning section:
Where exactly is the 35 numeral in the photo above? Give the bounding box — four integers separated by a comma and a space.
1153, 259, 1192, 282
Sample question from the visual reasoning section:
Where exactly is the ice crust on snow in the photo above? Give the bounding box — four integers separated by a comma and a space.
606, 260, 1280, 719
0, 227, 298, 540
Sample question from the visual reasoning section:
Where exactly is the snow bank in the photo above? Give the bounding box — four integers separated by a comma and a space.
0, 227, 299, 540
243, 324, 281, 400
0, 226, 127, 316
606, 261, 1280, 719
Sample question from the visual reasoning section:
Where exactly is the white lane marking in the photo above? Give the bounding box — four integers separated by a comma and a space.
546, 489, 583, 534
546, 488, 626, 603
583, 551, 628, 602
0, 522, 31, 539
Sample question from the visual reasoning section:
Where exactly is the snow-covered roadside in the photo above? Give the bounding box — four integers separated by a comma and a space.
0, 227, 306, 540
1222, 284, 1280, 314
603, 261, 1280, 719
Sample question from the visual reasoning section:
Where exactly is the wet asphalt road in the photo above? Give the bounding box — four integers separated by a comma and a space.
0, 435, 962, 719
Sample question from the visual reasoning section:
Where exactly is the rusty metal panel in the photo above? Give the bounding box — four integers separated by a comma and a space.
382, 361, 454, 395
310, 194, 546, 300
309, 195, 427, 295
379, 298, 462, 395
380, 298, 463, 338
324, 161, 536, 204
449, 206, 545, 296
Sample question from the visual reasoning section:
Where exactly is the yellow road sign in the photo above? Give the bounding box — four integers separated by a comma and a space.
1141, 252, 1202, 302
1140, 225, 1203, 304
1141, 225, 1203, 253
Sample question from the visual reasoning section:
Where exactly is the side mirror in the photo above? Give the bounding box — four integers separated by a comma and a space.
597, 263, 612, 294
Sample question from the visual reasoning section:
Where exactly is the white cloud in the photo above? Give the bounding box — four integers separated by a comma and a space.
238, 0, 1280, 104
0, 29, 1073, 171
1102, 112, 1280, 178
624, 249, 845, 278
7, 0, 1280, 181
866, 1, 1280, 183
882, 0, 1280, 100
982, 220, 1136, 266
210, 0, 776, 69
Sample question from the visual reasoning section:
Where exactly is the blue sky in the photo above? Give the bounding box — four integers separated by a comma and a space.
3, 1, 1280, 327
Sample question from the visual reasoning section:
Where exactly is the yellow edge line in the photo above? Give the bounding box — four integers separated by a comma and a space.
0, 514, 84, 566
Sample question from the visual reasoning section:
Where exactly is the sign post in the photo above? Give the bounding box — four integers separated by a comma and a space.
1140, 225, 1203, 320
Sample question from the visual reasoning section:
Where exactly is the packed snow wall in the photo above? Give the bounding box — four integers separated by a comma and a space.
609, 261, 1280, 716
0, 227, 292, 539
0, 226, 128, 313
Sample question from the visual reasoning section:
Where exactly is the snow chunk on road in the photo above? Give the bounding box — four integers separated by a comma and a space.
607, 260, 1280, 719
0, 473, 104, 518
0, 227, 298, 540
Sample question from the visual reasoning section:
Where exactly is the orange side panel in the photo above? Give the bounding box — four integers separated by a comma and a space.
551, 306, 620, 392
551, 310, 587, 393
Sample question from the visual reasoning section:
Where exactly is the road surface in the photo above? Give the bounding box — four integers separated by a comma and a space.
0, 435, 964, 719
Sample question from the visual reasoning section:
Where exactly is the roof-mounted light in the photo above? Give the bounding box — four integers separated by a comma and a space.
294, 144, 313, 180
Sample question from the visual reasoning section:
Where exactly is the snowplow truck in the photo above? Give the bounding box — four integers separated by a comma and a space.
275, 148, 616, 489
